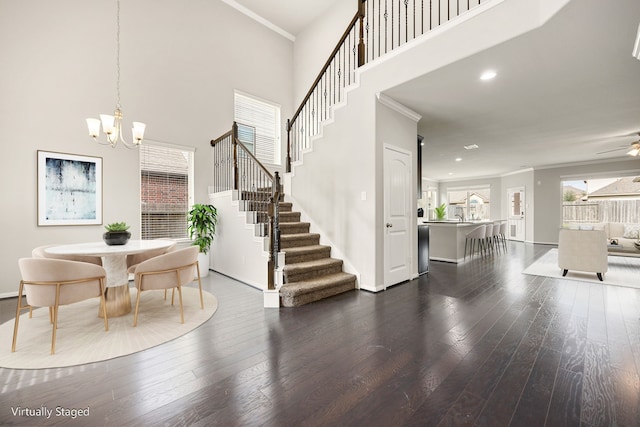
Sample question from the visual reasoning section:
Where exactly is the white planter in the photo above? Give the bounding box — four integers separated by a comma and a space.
197, 252, 210, 277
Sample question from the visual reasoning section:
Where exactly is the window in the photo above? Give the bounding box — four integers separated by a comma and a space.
140, 143, 194, 240
562, 176, 640, 224
447, 186, 491, 221
234, 91, 281, 165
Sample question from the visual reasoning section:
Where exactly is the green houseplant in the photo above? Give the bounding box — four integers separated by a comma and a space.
188, 204, 217, 277
434, 203, 447, 220
188, 204, 218, 254
103, 221, 131, 245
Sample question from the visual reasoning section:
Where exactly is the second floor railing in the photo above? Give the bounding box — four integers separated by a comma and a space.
286, 0, 487, 171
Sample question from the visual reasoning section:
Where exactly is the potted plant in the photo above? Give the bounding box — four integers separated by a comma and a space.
103, 221, 131, 245
435, 203, 447, 220
187, 204, 218, 277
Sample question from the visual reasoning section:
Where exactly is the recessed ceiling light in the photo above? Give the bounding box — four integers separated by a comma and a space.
448, 172, 454, 176
455, 157, 462, 162
480, 70, 497, 80
464, 144, 479, 150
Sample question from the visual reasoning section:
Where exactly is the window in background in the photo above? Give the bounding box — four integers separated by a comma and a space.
140, 143, 194, 239
447, 187, 491, 220
561, 176, 640, 224
234, 91, 281, 165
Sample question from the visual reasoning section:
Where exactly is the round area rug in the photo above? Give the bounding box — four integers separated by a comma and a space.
0, 286, 217, 369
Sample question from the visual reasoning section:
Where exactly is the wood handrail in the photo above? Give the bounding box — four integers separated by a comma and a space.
288, 11, 361, 130
210, 129, 233, 147
234, 135, 274, 181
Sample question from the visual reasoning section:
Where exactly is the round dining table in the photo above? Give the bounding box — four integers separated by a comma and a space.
45, 240, 175, 317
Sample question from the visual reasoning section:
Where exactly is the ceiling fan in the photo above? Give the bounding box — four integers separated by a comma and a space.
596, 132, 640, 156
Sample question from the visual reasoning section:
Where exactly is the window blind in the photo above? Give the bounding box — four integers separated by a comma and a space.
140, 143, 194, 240
234, 92, 280, 165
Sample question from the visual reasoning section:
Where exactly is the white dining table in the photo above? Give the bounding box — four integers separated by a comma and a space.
45, 239, 175, 317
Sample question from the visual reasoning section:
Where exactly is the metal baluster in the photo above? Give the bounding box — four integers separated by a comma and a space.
391, 0, 394, 50
405, 0, 408, 44
413, 0, 416, 40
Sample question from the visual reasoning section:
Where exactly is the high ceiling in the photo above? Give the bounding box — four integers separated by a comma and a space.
384, 0, 640, 181
229, 0, 340, 37
234, 0, 640, 182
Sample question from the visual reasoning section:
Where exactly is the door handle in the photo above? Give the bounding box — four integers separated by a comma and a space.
386, 223, 393, 228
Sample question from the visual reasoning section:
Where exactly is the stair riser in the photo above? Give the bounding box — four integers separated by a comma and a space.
284, 263, 343, 283
279, 212, 301, 223
284, 248, 331, 264
279, 223, 310, 235
281, 235, 320, 249
281, 280, 356, 307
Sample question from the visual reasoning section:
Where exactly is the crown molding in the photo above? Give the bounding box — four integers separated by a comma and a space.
220, 0, 296, 42
376, 93, 422, 122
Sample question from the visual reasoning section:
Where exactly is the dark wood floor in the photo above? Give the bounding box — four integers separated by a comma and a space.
1, 241, 640, 426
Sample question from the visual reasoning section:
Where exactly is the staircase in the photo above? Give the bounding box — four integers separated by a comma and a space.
276, 201, 357, 307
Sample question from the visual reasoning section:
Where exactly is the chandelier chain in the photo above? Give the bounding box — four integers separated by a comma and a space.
116, 0, 121, 110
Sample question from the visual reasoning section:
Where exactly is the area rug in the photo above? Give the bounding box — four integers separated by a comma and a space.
0, 286, 217, 369
523, 248, 640, 290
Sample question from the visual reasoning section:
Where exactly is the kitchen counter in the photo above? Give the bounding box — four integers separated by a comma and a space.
424, 221, 490, 263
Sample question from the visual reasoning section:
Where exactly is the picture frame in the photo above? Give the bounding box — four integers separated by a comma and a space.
37, 150, 103, 226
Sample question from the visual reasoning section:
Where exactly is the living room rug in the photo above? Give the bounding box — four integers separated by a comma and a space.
523, 248, 640, 289
0, 286, 217, 370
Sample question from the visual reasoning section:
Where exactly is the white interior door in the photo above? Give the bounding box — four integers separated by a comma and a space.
384, 145, 412, 287
507, 187, 525, 241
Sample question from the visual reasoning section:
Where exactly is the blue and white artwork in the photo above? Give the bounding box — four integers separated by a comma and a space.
38, 151, 102, 226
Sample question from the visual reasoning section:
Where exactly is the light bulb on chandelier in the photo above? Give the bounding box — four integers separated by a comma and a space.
86, 0, 145, 148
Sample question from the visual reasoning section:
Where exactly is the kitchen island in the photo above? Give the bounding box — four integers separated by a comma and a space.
423, 221, 491, 263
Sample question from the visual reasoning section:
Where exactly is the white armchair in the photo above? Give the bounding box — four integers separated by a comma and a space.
558, 228, 608, 281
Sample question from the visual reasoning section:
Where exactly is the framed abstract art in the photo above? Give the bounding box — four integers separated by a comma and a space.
37, 150, 103, 226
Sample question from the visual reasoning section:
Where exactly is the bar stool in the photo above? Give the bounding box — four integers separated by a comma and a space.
464, 225, 486, 260
499, 221, 508, 252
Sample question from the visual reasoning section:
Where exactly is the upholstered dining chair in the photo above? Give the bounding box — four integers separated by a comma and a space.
32, 244, 103, 266
126, 241, 177, 274
12, 258, 109, 355
132, 246, 202, 327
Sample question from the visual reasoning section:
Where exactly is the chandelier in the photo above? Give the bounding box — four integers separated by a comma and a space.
86, 0, 145, 148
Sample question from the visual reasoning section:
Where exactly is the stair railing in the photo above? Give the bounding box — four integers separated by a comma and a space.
210, 122, 281, 290
286, 0, 487, 172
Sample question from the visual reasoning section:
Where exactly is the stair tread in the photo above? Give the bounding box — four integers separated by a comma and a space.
282, 244, 330, 254
280, 272, 356, 295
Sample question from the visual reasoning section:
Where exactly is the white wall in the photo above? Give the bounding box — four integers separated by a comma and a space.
292, 0, 356, 104
0, 0, 293, 297
209, 191, 269, 289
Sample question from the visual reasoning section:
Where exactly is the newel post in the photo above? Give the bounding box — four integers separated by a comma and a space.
358, 0, 366, 67
286, 119, 292, 173
267, 171, 282, 291
232, 121, 239, 191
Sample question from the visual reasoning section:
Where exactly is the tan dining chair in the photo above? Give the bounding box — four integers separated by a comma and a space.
32, 244, 103, 266
132, 246, 203, 327
12, 258, 109, 355
126, 240, 177, 274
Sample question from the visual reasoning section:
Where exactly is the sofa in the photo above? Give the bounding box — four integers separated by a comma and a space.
564, 222, 640, 257
558, 228, 608, 281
